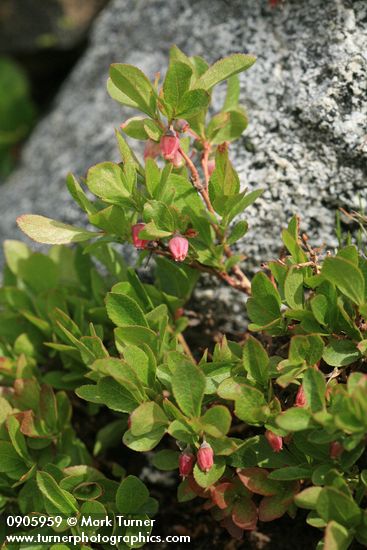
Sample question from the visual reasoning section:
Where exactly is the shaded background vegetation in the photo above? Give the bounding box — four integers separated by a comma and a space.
0, 0, 109, 179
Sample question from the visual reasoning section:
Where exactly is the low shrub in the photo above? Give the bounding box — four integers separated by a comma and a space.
0, 46, 366, 549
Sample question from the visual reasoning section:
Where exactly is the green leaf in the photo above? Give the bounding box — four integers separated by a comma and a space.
138, 221, 172, 239
200, 405, 232, 437
311, 294, 331, 327
115, 130, 141, 170
324, 521, 352, 550
268, 466, 312, 481
289, 334, 325, 366
40, 385, 58, 430
223, 75, 240, 111
66, 172, 96, 215
175, 89, 210, 119
225, 188, 263, 224
276, 407, 312, 431
86, 162, 133, 205
284, 267, 304, 309
316, 487, 361, 528
152, 450, 179, 471
234, 385, 268, 424
0, 397, 12, 427
109, 64, 157, 117
227, 220, 248, 245
17, 215, 98, 244
19, 253, 58, 293
0, 441, 28, 479
145, 158, 161, 197
242, 336, 269, 385
194, 53, 256, 91
250, 271, 281, 306
282, 229, 308, 264
322, 339, 361, 367
169, 45, 193, 68
322, 256, 365, 305
89, 205, 129, 237
155, 256, 200, 301
143, 200, 175, 232
107, 77, 140, 109
294, 486, 322, 510
303, 367, 326, 412
115, 326, 158, 353
3, 240, 31, 276
37, 471, 78, 514
193, 457, 226, 488
247, 272, 282, 332
130, 402, 168, 437
163, 61, 192, 116
106, 293, 148, 328
144, 119, 161, 141
171, 361, 206, 418
209, 149, 239, 212
123, 426, 165, 452
121, 116, 150, 140
98, 377, 139, 413
116, 475, 149, 514
207, 109, 248, 144
75, 384, 102, 405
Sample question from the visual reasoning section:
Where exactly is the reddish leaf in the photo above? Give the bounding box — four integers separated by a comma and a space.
258, 494, 291, 521
210, 482, 234, 509
211, 505, 231, 521
221, 516, 245, 540
232, 498, 258, 530
237, 467, 280, 496
15, 411, 37, 437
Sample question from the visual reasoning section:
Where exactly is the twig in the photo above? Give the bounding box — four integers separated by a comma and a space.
177, 333, 197, 364
179, 146, 252, 294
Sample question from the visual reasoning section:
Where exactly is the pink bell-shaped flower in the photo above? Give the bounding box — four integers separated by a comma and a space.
330, 441, 343, 459
131, 223, 148, 249
295, 385, 307, 407
168, 235, 189, 262
179, 449, 195, 478
197, 441, 214, 473
160, 129, 180, 161
265, 430, 283, 453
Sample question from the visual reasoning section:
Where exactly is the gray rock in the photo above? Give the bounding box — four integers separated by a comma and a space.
0, 0, 366, 277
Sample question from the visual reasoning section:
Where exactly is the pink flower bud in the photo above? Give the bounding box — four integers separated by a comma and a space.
207, 159, 216, 177
168, 235, 189, 262
174, 119, 189, 133
179, 450, 195, 478
197, 441, 214, 473
295, 385, 307, 407
160, 130, 180, 161
184, 228, 198, 238
265, 430, 283, 453
144, 139, 160, 160
174, 307, 184, 320
131, 223, 148, 249
330, 441, 343, 459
